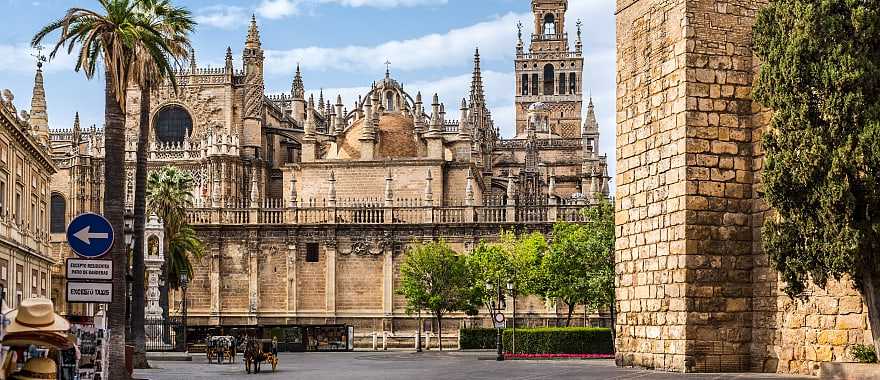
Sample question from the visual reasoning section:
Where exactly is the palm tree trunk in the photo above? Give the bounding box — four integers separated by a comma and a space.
131, 82, 151, 369
104, 70, 132, 380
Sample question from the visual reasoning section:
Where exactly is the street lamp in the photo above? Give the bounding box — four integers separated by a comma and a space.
180, 273, 189, 352
486, 280, 506, 361
507, 282, 515, 356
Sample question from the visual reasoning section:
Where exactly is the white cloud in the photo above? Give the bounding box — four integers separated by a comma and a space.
265, 12, 521, 74
257, 0, 302, 19
0, 43, 76, 73
195, 5, 249, 29
318, 0, 447, 8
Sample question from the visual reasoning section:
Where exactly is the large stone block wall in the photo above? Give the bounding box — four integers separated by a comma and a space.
615, 0, 873, 374
615, 0, 690, 371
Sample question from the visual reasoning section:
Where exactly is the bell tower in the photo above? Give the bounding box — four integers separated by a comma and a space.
514, 0, 584, 138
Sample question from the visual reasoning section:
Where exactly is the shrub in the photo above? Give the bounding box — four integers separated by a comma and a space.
502, 327, 612, 354
459, 328, 498, 349
851, 344, 878, 363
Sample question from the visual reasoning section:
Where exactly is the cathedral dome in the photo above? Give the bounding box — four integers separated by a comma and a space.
337, 112, 420, 160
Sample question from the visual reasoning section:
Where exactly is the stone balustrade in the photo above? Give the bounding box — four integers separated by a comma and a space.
185, 202, 590, 226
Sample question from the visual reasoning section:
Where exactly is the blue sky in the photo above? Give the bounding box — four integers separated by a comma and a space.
1, 0, 616, 178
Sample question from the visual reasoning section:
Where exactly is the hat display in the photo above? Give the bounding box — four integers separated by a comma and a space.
10, 357, 56, 380
4, 298, 69, 334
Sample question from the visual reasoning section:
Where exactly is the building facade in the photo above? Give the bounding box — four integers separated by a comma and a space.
0, 63, 56, 310
44, 0, 611, 332
615, 0, 873, 375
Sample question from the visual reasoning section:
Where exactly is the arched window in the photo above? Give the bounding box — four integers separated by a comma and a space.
154, 105, 193, 143
49, 193, 65, 233
521, 74, 529, 95
386, 91, 395, 112
543, 14, 556, 36
569, 73, 578, 94
543, 64, 555, 96
558, 73, 567, 95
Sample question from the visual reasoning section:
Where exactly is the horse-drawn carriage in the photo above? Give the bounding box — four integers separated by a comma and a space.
206, 336, 236, 364
243, 337, 279, 374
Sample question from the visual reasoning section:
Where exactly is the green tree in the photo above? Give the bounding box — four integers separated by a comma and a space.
146, 166, 203, 323
538, 199, 615, 326
128, 0, 194, 368
398, 241, 474, 351
753, 0, 880, 354
33, 1, 183, 377
467, 231, 546, 312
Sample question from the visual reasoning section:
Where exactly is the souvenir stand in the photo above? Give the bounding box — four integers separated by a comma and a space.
0, 297, 76, 380
65, 309, 108, 380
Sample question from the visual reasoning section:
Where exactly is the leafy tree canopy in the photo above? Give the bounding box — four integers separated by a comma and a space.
753, 0, 880, 352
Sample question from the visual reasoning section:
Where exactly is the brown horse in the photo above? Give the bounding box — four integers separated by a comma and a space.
242, 337, 278, 374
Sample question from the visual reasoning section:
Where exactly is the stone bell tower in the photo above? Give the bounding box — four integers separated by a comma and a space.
514, 0, 584, 138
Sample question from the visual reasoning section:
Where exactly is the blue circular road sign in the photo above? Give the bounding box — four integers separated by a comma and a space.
66, 213, 115, 258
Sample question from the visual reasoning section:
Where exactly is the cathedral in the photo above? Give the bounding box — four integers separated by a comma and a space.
44, 0, 610, 335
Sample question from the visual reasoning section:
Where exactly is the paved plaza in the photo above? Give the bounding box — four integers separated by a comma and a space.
135, 351, 814, 380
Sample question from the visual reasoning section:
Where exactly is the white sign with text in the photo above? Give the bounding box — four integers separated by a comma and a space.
67, 282, 112, 303
66, 259, 113, 281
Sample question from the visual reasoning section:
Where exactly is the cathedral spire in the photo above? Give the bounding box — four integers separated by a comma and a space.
189, 47, 197, 73
246, 15, 261, 50
29, 54, 49, 144
583, 97, 598, 134
291, 64, 304, 99
469, 48, 485, 107
225, 47, 233, 72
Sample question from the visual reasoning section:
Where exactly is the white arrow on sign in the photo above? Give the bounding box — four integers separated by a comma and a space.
73, 226, 109, 245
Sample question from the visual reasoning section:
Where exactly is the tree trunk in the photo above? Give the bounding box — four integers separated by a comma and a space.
436, 313, 443, 352
565, 302, 575, 327
130, 83, 151, 369
104, 71, 132, 380
862, 271, 880, 358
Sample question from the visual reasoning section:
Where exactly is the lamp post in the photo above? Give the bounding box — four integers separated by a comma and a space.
507, 282, 515, 356
180, 273, 189, 352
486, 280, 506, 361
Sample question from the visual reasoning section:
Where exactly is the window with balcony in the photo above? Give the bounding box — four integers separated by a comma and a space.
543, 14, 556, 36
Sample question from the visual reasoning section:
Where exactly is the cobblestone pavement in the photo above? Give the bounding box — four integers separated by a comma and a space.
135, 351, 815, 380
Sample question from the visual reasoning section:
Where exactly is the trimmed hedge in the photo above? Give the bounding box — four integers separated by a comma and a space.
459, 328, 498, 349
502, 327, 612, 354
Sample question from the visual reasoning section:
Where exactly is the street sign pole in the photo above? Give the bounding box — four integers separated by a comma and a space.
65, 213, 115, 306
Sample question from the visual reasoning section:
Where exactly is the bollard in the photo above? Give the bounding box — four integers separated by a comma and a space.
382, 331, 388, 351
372, 332, 378, 351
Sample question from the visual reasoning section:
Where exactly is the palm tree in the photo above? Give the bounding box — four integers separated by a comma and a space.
33, 1, 184, 378
147, 166, 202, 327
128, 0, 194, 368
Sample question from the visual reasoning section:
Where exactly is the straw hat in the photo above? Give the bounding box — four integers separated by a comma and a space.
10, 357, 56, 380
4, 298, 69, 334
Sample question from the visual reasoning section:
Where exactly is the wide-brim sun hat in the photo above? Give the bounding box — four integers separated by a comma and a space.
4, 298, 69, 334
10, 357, 56, 380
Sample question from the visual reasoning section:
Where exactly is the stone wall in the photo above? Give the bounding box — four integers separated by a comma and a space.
615, 0, 873, 375
615, 0, 690, 371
